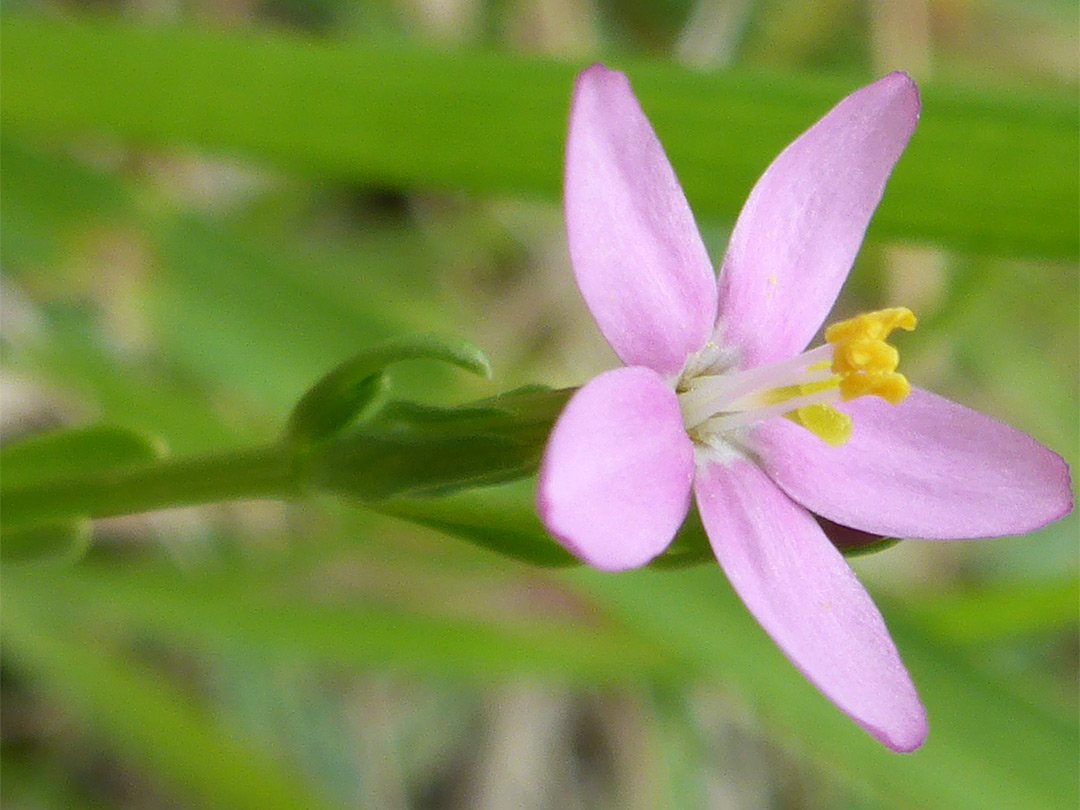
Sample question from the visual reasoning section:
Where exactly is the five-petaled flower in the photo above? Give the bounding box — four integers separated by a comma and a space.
537, 65, 1073, 752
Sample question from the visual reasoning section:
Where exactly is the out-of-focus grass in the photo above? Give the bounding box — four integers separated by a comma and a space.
1, 2, 1076, 809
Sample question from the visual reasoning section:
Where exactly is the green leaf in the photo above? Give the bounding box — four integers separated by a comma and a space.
2, 17, 1075, 259
309, 387, 568, 503
285, 335, 491, 446
0, 587, 340, 810
375, 480, 576, 567
380, 477, 894, 570
287, 371, 389, 445
0, 424, 166, 490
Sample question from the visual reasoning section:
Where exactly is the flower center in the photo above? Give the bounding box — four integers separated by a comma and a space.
677, 307, 917, 447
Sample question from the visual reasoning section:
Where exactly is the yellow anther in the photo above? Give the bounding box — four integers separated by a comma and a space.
825, 307, 916, 345
824, 307, 916, 406
832, 339, 899, 375
690, 309, 916, 449
838, 371, 911, 404
784, 404, 852, 446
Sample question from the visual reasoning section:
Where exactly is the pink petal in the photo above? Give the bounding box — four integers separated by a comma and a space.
755, 387, 1074, 539
695, 459, 927, 752
564, 64, 717, 378
716, 72, 920, 368
537, 366, 694, 571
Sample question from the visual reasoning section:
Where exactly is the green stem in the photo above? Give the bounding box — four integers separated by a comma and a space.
2, 443, 301, 529
1, 387, 574, 531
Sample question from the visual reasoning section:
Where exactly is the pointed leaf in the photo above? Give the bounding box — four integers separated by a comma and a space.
375, 481, 575, 567
285, 335, 491, 446
0, 424, 166, 490
2, 17, 1075, 258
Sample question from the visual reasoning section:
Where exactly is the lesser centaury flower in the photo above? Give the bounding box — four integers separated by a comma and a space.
537, 65, 1073, 752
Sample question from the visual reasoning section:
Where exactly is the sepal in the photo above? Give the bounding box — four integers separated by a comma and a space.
375, 480, 576, 567
284, 335, 492, 447
309, 387, 572, 502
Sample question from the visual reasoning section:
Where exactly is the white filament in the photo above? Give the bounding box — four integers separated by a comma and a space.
678, 343, 836, 431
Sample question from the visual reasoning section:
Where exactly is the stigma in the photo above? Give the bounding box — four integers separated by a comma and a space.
678, 307, 917, 447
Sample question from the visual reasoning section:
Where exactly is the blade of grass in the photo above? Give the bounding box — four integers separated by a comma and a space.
2, 16, 1075, 259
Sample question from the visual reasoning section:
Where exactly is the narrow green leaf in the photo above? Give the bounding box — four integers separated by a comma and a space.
375, 481, 576, 567
2, 17, 1075, 258
379, 478, 891, 569
286, 371, 389, 446
0, 424, 166, 490
285, 335, 491, 445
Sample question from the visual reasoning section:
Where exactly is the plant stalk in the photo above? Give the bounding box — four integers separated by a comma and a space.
2, 443, 301, 529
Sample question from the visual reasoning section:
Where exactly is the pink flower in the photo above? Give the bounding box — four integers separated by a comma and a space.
537, 65, 1073, 752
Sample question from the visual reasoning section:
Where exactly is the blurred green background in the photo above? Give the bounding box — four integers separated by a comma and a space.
1, 1, 1077, 808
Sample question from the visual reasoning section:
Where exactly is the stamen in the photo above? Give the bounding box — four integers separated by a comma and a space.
695, 384, 840, 434
785, 404, 852, 446
824, 306, 916, 344
825, 307, 916, 403
679, 344, 833, 429
838, 371, 910, 404
678, 306, 916, 447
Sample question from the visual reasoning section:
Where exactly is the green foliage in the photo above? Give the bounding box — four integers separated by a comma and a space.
1, 424, 165, 489
285, 335, 491, 445
1, 16, 1077, 259
376, 480, 577, 567
1, 426, 165, 560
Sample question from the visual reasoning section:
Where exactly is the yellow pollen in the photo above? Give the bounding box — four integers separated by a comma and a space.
785, 404, 852, 446
825, 307, 916, 405
764, 371, 851, 445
